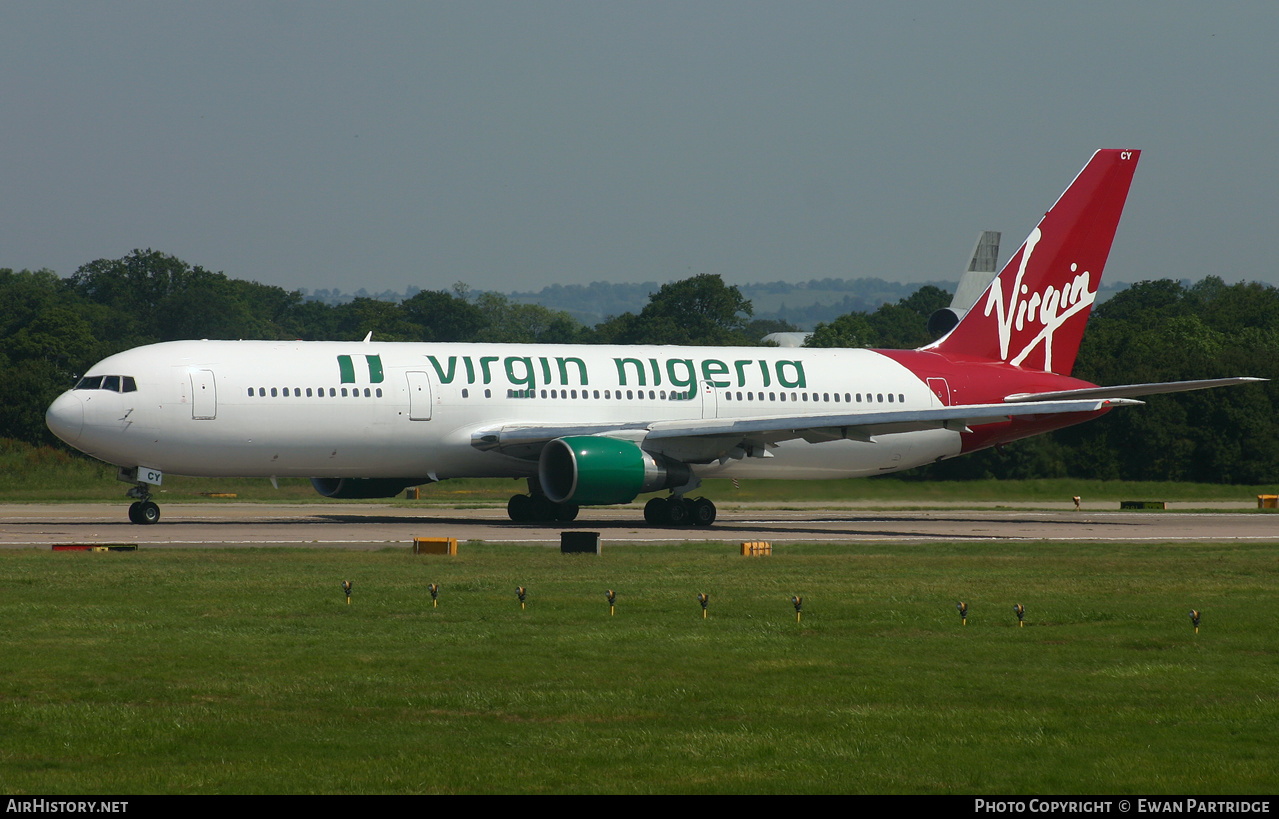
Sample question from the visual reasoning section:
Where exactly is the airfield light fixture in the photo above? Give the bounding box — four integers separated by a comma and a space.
698, 593, 709, 619
517, 586, 527, 610
957, 601, 968, 626
606, 589, 616, 616
429, 583, 439, 608
1190, 609, 1201, 634
792, 595, 803, 623
1014, 604, 1026, 627
342, 580, 353, 605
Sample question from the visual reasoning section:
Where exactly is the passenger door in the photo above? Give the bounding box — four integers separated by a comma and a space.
190, 370, 217, 420
406, 371, 433, 421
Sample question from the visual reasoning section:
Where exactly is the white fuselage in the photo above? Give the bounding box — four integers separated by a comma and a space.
46, 340, 963, 482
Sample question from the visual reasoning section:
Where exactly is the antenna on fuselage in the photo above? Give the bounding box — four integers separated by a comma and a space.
362, 331, 373, 342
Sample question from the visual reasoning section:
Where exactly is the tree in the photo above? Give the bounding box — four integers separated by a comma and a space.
400, 289, 487, 342
589, 273, 755, 346
805, 313, 876, 348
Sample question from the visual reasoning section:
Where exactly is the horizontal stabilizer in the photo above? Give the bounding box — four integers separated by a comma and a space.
1004, 377, 1267, 403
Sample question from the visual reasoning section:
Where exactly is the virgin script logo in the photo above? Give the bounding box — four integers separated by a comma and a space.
983, 227, 1096, 372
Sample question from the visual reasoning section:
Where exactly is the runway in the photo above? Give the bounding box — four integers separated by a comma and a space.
1, 501, 1275, 548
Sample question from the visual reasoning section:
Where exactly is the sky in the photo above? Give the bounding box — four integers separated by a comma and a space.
1, 2, 1274, 296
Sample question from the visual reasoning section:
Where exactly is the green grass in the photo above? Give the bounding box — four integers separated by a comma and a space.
2, 541, 1277, 794
3, 440, 1275, 505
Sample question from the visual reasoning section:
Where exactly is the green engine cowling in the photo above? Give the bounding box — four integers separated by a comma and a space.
539, 436, 691, 505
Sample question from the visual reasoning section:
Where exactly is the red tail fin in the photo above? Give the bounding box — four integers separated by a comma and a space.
927, 149, 1140, 374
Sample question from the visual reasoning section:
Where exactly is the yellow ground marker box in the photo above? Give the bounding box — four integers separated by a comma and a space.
740, 541, 772, 556
413, 537, 457, 555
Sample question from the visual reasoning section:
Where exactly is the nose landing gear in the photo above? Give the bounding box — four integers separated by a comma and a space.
125, 484, 161, 525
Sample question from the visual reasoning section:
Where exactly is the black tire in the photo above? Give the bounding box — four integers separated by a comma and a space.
138, 501, 161, 525
127, 502, 141, 524
555, 502, 580, 522
507, 494, 532, 522
691, 498, 717, 527
529, 496, 557, 522
665, 498, 690, 527
644, 497, 668, 525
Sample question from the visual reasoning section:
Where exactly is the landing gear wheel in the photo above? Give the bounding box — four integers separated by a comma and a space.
128, 502, 142, 524
665, 498, 690, 527
529, 496, 556, 522
644, 497, 668, 525
555, 503, 580, 522
507, 494, 532, 522
137, 501, 160, 525
690, 498, 717, 527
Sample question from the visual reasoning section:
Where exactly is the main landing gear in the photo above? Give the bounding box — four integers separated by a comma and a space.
507, 493, 580, 523
644, 496, 717, 527
125, 484, 161, 525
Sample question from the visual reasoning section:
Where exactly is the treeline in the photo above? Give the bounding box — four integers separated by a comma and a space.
0, 250, 788, 444
2, 249, 1276, 484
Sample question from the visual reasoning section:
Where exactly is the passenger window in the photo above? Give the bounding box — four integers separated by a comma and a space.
294, 388, 301, 397
888, 394, 894, 403
271, 388, 278, 397
364, 388, 371, 397
377, 388, 383, 398
341, 388, 347, 397
899, 394, 905, 403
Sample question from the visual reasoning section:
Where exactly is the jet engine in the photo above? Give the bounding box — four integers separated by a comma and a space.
538, 436, 691, 505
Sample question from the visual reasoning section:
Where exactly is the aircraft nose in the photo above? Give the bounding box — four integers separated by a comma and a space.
46, 391, 84, 445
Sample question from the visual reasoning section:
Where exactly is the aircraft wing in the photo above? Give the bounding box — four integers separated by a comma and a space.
471, 398, 1137, 464
1003, 377, 1267, 403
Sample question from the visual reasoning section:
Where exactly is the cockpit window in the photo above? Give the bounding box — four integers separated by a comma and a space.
74, 375, 137, 393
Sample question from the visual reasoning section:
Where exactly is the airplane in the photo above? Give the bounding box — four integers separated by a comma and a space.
45, 149, 1264, 526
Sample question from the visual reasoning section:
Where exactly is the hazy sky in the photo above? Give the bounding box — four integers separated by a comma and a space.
2, 2, 1274, 295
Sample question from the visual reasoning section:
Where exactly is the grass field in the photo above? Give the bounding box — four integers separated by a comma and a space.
3, 439, 1275, 506
2, 540, 1276, 794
